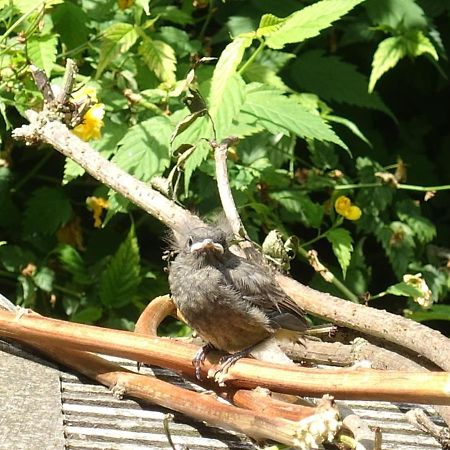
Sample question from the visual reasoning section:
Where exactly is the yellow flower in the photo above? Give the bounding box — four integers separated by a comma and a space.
403, 273, 433, 309
86, 196, 109, 228
334, 195, 362, 221
72, 103, 105, 141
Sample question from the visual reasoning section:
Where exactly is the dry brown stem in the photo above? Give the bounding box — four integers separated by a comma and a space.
135, 295, 321, 423
1, 309, 449, 405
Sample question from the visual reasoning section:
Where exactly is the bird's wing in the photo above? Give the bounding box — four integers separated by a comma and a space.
224, 256, 308, 331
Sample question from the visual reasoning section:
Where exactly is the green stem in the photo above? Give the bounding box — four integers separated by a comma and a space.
297, 247, 360, 303
0, 269, 82, 298
335, 182, 450, 192
238, 38, 265, 76
198, 0, 215, 41
11, 150, 52, 192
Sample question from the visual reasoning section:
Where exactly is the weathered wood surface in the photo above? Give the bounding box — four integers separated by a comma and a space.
0, 341, 65, 450
0, 342, 446, 449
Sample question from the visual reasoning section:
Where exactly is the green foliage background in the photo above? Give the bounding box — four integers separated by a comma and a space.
0, 0, 449, 335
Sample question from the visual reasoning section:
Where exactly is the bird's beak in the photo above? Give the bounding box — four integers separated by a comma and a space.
190, 238, 224, 254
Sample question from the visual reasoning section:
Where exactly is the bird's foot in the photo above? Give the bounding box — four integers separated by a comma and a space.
212, 347, 254, 384
192, 343, 215, 380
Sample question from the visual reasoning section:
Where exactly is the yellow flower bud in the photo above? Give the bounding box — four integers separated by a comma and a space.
403, 273, 433, 309
345, 205, 362, 221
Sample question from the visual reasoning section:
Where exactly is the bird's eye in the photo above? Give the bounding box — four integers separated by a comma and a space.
187, 236, 193, 247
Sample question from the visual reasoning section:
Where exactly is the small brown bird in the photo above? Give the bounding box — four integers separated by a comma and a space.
168, 225, 308, 378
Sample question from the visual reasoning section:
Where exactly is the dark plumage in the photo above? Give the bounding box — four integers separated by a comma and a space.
168, 225, 308, 374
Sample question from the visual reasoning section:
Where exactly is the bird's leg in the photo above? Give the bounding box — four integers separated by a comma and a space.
192, 343, 216, 380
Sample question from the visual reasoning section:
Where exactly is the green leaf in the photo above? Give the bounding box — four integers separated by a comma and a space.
96, 23, 138, 78
27, 34, 58, 76
139, 37, 177, 84
52, 2, 89, 50
386, 281, 423, 298
365, 0, 427, 29
406, 305, 450, 323
256, 14, 286, 37
376, 222, 415, 277
211, 74, 246, 140
244, 62, 290, 92
369, 31, 438, 92
327, 115, 372, 146
403, 30, 438, 59
23, 187, 72, 236
208, 36, 252, 137
270, 190, 324, 228
57, 244, 91, 285
156, 26, 201, 58
184, 140, 211, 193
0, 245, 35, 272
99, 226, 141, 308
397, 200, 436, 244
369, 36, 406, 92
266, 0, 365, 49
327, 228, 354, 277
291, 50, 391, 116
71, 306, 103, 324
241, 83, 347, 149
33, 266, 55, 292
113, 116, 172, 181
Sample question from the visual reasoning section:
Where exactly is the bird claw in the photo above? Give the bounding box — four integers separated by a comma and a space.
213, 347, 254, 383
192, 343, 215, 380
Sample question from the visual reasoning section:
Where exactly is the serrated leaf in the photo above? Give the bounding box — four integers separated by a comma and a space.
27, 34, 58, 76
257, 14, 286, 37
270, 190, 324, 228
327, 228, 353, 277
23, 187, 72, 236
170, 109, 206, 145
99, 227, 141, 308
369, 36, 405, 92
96, 23, 138, 78
139, 37, 177, 84
113, 116, 172, 181
291, 50, 392, 116
33, 266, 55, 292
369, 31, 438, 92
404, 30, 438, 60
208, 37, 252, 137
266, 0, 365, 50
241, 83, 347, 149
386, 281, 423, 298
365, 0, 427, 29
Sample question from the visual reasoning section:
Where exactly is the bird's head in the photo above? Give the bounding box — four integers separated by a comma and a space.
185, 227, 228, 257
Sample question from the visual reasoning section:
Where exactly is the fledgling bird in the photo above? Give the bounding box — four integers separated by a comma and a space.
168, 224, 308, 378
